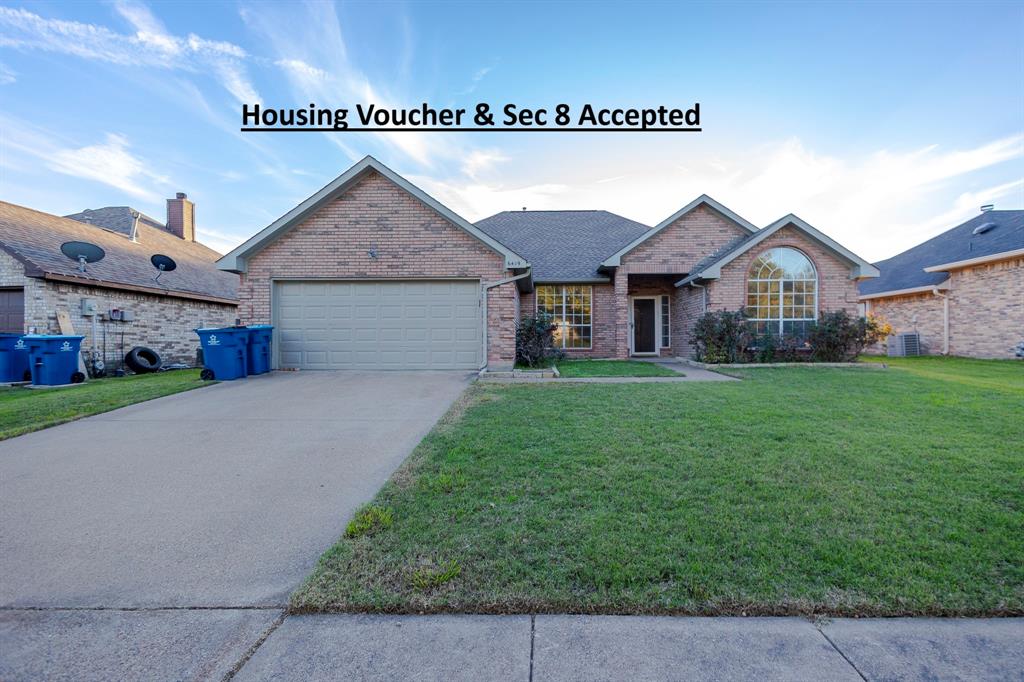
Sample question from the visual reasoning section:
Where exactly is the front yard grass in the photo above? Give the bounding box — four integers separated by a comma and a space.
0, 369, 207, 440
555, 359, 680, 377
294, 357, 1024, 616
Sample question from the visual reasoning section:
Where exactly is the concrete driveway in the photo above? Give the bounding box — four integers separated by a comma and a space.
0, 370, 470, 610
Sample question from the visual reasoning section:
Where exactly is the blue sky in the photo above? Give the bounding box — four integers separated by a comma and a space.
1, 0, 1021, 260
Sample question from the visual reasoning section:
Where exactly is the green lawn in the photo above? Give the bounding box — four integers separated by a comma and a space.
0, 369, 208, 440
555, 359, 681, 377
293, 357, 1024, 617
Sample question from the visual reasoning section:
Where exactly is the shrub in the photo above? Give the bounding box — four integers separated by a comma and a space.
753, 332, 778, 363
807, 310, 888, 362
692, 309, 752, 363
516, 313, 564, 367
345, 505, 393, 538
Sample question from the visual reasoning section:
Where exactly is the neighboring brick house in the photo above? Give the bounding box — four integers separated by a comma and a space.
220, 156, 877, 370
0, 195, 238, 367
859, 209, 1024, 359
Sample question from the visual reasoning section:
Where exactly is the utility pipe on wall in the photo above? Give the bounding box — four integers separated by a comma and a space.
689, 282, 708, 313
480, 270, 532, 370
932, 287, 950, 355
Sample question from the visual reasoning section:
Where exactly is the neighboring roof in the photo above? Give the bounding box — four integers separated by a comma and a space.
0, 201, 238, 304
858, 210, 1024, 298
676, 214, 880, 287
475, 210, 649, 281
218, 156, 528, 273
600, 194, 758, 268
64, 206, 165, 237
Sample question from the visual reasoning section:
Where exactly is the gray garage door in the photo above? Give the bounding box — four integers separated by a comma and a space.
274, 280, 481, 370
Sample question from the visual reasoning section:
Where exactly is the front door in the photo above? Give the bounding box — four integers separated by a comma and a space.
632, 298, 656, 354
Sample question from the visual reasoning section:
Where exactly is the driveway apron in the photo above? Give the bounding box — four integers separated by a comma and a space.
0, 370, 470, 609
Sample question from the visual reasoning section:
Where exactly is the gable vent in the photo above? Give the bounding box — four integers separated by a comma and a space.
972, 222, 996, 235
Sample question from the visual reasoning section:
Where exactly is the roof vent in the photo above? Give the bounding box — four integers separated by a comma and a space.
973, 222, 996, 235
980, 204, 994, 212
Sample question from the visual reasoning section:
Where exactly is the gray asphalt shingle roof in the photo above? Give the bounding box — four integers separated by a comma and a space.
0, 201, 238, 303
859, 210, 1024, 296
63, 206, 165, 237
475, 210, 650, 280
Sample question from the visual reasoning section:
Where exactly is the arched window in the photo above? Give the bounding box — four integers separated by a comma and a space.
746, 247, 817, 336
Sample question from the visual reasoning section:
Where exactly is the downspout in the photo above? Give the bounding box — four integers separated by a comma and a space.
690, 282, 708, 312
480, 269, 532, 370
932, 287, 949, 355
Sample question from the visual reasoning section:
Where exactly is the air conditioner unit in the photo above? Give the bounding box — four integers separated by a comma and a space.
888, 332, 921, 357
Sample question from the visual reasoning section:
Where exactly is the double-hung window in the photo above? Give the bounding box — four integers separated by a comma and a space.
535, 285, 592, 349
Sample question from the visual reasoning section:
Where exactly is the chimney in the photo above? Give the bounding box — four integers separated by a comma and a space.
166, 192, 195, 241
980, 204, 994, 212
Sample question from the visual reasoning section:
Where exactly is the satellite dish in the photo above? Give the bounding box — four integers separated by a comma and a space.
61, 241, 105, 272
151, 254, 177, 284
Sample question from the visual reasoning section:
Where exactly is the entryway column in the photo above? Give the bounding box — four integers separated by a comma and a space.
613, 271, 630, 359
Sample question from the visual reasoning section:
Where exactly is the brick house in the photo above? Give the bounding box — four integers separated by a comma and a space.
220, 156, 877, 370
0, 195, 238, 367
859, 208, 1023, 359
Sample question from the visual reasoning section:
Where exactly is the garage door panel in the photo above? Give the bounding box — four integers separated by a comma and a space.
404, 305, 427, 318
329, 305, 352, 319
275, 280, 481, 369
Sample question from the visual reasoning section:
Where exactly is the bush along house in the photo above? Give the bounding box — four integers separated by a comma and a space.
219, 156, 878, 371
0, 193, 238, 372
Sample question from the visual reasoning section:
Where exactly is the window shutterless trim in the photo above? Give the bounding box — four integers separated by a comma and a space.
534, 284, 593, 350
745, 247, 818, 335
660, 294, 671, 348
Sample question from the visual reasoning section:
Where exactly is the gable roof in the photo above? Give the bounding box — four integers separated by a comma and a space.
475, 210, 649, 281
600, 194, 758, 268
675, 214, 879, 287
0, 201, 238, 304
218, 156, 528, 273
64, 206, 165, 237
858, 210, 1024, 298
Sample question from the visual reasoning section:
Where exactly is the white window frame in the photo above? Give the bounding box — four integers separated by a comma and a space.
745, 247, 818, 335
535, 284, 593, 350
660, 295, 671, 348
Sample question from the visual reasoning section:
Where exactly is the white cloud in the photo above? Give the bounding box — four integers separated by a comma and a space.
275, 58, 329, 81
0, 4, 259, 105
460, 149, 508, 180
413, 176, 571, 220
0, 61, 14, 84
240, 0, 470, 168
455, 66, 492, 96
407, 134, 1023, 261
49, 133, 170, 201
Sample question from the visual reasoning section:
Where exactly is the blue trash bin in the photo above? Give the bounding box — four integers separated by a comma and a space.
23, 335, 86, 386
245, 325, 273, 375
0, 334, 31, 383
195, 327, 249, 380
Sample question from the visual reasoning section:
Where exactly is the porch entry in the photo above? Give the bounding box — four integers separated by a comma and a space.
631, 297, 658, 355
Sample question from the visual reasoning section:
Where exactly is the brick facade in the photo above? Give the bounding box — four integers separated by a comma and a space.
865, 256, 1023, 359
519, 284, 618, 359
236, 169, 518, 369
0, 248, 236, 365
517, 219, 865, 360
614, 205, 751, 358
706, 225, 861, 314
865, 292, 945, 355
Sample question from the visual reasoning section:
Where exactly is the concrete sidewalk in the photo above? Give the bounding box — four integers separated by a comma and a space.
236, 614, 1024, 681
4, 611, 1019, 681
